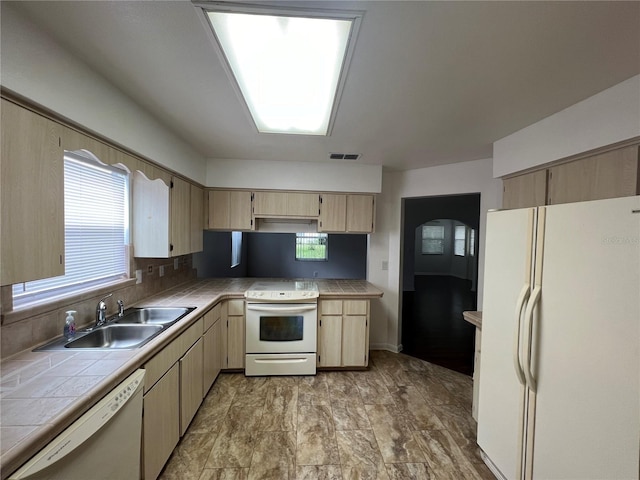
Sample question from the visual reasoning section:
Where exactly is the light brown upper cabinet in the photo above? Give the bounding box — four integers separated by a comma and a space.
208, 190, 254, 231
170, 176, 191, 257
253, 191, 319, 217
319, 194, 347, 232
502, 170, 548, 209
347, 195, 375, 233
133, 173, 202, 257
319, 194, 375, 233
547, 146, 639, 205
1, 99, 65, 285
190, 184, 204, 253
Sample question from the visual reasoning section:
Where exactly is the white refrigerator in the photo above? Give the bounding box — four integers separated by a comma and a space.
477, 196, 639, 480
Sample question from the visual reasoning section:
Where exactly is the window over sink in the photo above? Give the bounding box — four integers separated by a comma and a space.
12, 150, 130, 307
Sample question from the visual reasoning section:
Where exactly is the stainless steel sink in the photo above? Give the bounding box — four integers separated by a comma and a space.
114, 307, 194, 326
35, 306, 195, 351
65, 324, 163, 349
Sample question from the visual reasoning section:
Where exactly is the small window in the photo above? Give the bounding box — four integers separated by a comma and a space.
468, 229, 476, 257
12, 151, 129, 306
422, 225, 444, 255
231, 231, 242, 268
454, 225, 466, 257
295, 233, 328, 261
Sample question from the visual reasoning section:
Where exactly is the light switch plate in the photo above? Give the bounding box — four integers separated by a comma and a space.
159, 265, 165, 277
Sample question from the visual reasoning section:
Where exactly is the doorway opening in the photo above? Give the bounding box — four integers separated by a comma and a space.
401, 193, 480, 375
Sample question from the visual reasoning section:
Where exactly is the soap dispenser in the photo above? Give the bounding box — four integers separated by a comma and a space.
64, 310, 77, 340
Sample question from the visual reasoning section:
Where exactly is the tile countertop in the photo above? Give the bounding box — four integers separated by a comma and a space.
0, 278, 382, 478
462, 310, 482, 328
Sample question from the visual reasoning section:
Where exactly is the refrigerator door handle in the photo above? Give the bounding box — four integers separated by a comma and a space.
523, 285, 542, 392
513, 284, 531, 386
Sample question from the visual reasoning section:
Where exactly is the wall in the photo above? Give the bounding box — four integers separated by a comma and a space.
0, 3, 206, 182
246, 233, 367, 279
206, 158, 382, 193
193, 232, 249, 278
367, 158, 502, 352
493, 75, 640, 178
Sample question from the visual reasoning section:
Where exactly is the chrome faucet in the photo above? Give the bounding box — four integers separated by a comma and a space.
117, 299, 125, 317
95, 293, 113, 327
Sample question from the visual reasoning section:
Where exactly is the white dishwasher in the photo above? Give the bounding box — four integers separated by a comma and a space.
9, 369, 145, 480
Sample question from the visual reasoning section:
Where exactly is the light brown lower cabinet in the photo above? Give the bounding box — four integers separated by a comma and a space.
142, 317, 203, 479
318, 299, 370, 368
142, 363, 179, 480
179, 338, 203, 436
203, 304, 222, 395
223, 299, 245, 370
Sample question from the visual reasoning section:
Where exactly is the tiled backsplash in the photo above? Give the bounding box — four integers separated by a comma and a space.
0, 255, 196, 359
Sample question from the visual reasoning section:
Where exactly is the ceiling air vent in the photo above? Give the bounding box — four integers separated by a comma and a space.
329, 153, 361, 160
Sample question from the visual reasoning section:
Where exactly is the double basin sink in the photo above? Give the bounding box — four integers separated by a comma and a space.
37, 307, 195, 351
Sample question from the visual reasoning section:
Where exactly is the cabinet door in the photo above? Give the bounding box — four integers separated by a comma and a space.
143, 363, 179, 480
190, 184, 204, 253
1, 100, 65, 285
502, 170, 548, 209
170, 176, 191, 256
203, 318, 222, 395
319, 194, 347, 232
226, 315, 245, 369
547, 146, 639, 204
209, 190, 230, 229
347, 195, 375, 233
253, 191, 287, 216
229, 191, 253, 230
318, 315, 342, 367
180, 338, 203, 436
342, 316, 368, 367
287, 193, 319, 216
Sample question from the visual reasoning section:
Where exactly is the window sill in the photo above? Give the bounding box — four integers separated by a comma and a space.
2, 278, 137, 326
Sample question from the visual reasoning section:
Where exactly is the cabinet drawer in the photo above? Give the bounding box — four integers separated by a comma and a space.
227, 299, 244, 316
344, 300, 368, 315
144, 317, 203, 392
203, 303, 222, 331
320, 300, 343, 315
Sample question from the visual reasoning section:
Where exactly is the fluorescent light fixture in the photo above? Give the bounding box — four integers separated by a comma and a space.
198, 4, 361, 135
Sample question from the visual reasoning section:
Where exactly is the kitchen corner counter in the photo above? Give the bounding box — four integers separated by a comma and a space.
462, 310, 482, 328
0, 277, 382, 478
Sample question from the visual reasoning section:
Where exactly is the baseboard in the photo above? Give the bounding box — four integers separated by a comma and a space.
370, 343, 403, 353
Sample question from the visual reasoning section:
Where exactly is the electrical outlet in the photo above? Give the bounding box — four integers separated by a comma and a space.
174, 258, 179, 270
382, 261, 389, 271
135, 269, 142, 284
159, 265, 165, 277
147, 265, 153, 274
313, 271, 318, 278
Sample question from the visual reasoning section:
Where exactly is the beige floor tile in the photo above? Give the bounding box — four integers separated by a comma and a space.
331, 398, 371, 431
364, 404, 426, 464
414, 429, 478, 480
385, 463, 432, 480
386, 385, 445, 431
335, 430, 386, 472
259, 385, 298, 431
248, 430, 296, 480
160, 431, 217, 480
296, 404, 340, 465
205, 405, 264, 468
295, 465, 343, 480
199, 468, 249, 480
298, 375, 330, 405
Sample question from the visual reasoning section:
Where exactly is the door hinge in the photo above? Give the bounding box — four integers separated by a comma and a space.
318, 355, 321, 363
170, 244, 174, 251
170, 181, 174, 188
251, 193, 254, 201
319, 195, 323, 204
319, 319, 322, 327
58, 137, 61, 147
60, 254, 63, 264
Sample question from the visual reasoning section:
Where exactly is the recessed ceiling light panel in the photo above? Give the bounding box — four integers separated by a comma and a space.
195, 3, 363, 136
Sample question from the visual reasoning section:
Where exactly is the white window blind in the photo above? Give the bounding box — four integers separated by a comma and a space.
454, 225, 466, 257
12, 151, 129, 305
422, 225, 444, 254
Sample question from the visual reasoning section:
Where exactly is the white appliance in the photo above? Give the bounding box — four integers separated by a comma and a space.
477, 196, 640, 480
9, 369, 145, 480
245, 281, 319, 376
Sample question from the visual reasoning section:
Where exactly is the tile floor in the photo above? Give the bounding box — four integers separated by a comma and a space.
158, 350, 495, 480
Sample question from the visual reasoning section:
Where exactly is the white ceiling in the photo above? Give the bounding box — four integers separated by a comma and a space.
9, 0, 640, 171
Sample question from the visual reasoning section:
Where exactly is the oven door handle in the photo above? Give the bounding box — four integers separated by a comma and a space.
246, 304, 317, 313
